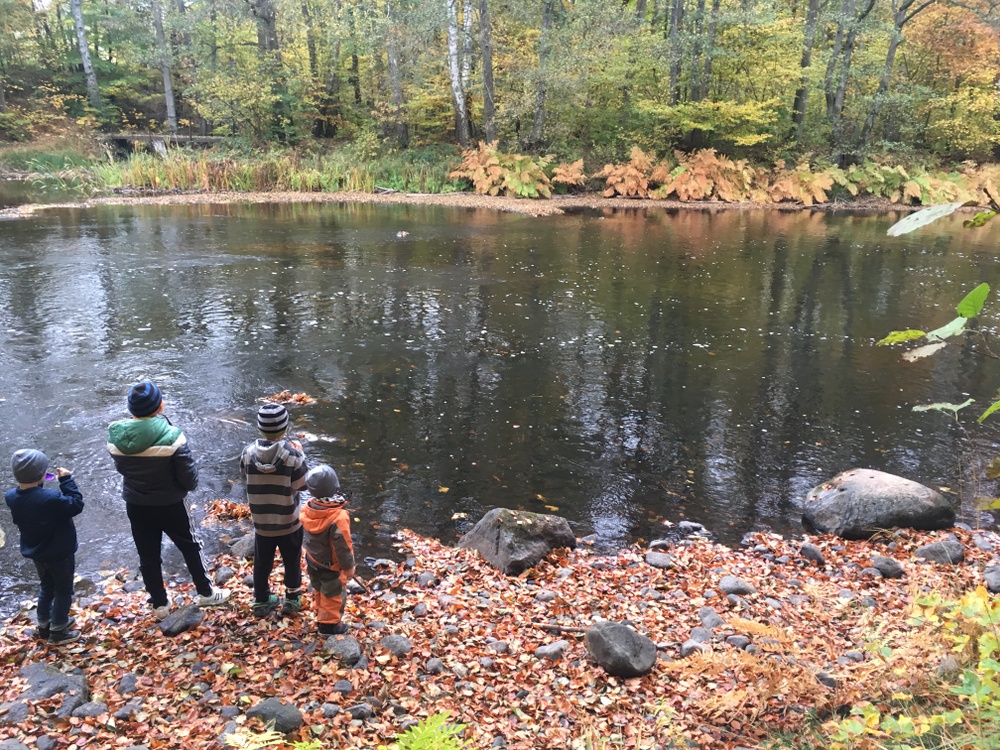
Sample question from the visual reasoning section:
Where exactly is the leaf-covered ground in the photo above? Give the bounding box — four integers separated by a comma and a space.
0, 525, 996, 749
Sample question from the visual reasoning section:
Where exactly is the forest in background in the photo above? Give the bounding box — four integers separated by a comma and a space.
1, 0, 1000, 176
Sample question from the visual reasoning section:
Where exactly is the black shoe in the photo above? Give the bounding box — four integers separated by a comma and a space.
35, 624, 50, 641
48, 628, 82, 646
318, 622, 349, 636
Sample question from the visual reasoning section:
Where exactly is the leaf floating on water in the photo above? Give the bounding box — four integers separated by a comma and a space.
439, 486, 450, 493
544, 505, 560, 512
261, 390, 317, 405
451, 512, 468, 520
901, 342, 947, 361
912, 399, 974, 414
877, 329, 926, 346
963, 211, 997, 229
886, 201, 969, 236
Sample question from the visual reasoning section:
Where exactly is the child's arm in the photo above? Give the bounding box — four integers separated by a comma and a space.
288, 446, 308, 493
54, 471, 84, 518
171, 439, 199, 491
331, 511, 355, 573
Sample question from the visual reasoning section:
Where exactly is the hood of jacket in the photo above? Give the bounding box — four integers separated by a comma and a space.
301, 496, 347, 534
108, 416, 182, 456
244, 439, 288, 473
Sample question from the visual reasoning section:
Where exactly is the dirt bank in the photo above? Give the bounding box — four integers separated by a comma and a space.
0, 189, 912, 220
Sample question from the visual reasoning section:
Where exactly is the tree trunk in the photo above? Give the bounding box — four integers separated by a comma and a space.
446, 0, 470, 146
688, 0, 707, 101
314, 0, 342, 138
302, 0, 318, 80
479, 0, 496, 143
249, 0, 280, 54
860, 0, 929, 149
0, 76, 6, 114
791, 0, 821, 140
667, 0, 684, 104
529, 0, 553, 147
698, 0, 720, 101
461, 0, 473, 89
152, 0, 178, 133
70, 0, 101, 109
386, 5, 408, 148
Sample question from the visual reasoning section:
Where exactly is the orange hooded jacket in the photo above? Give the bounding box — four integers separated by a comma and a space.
300, 495, 355, 573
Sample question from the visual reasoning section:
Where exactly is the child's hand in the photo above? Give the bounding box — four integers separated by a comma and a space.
55, 467, 72, 478
289, 439, 303, 452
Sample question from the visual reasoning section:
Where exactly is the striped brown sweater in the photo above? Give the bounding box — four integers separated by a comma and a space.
239, 439, 308, 537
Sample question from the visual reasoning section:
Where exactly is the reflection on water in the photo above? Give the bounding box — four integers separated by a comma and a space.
1, 202, 999, 612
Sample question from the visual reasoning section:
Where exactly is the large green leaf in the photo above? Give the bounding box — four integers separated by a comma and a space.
963, 211, 996, 229
926, 316, 967, 342
978, 400, 1000, 423
973, 496, 1000, 511
912, 398, 974, 414
957, 283, 990, 318
876, 329, 926, 346
886, 202, 969, 236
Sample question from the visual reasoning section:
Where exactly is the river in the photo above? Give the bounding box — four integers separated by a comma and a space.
0, 199, 998, 612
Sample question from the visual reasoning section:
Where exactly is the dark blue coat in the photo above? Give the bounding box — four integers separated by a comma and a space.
4, 476, 85, 560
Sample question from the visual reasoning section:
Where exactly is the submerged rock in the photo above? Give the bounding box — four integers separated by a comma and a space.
803, 469, 955, 539
458, 508, 576, 575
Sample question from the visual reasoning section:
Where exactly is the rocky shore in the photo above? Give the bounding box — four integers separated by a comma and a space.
1, 515, 998, 750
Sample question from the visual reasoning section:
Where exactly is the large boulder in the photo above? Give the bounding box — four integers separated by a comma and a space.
584, 622, 657, 678
458, 508, 576, 575
802, 469, 954, 540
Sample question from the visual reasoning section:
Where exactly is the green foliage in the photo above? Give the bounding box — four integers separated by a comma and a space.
379, 712, 471, 750
912, 399, 974, 415
957, 283, 990, 318
636, 98, 782, 150
876, 330, 927, 346
822, 587, 1000, 750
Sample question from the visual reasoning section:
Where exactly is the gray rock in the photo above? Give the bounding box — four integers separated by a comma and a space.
985, 565, 1000, 594
246, 697, 303, 733
861, 596, 877, 608
816, 672, 837, 689
220, 705, 240, 719
718, 576, 756, 596
689, 627, 713, 644
860, 568, 883, 578
803, 469, 955, 539
0, 741, 29, 750
72, 701, 108, 718
535, 590, 558, 602
844, 650, 864, 663
159, 604, 205, 637
416, 572, 437, 587
488, 641, 509, 654
324, 635, 363, 666
118, 673, 139, 695
584, 621, 657, 678
229, 535, 254, 559
19, 662, 90, 719
333, 680, 353, 695
534, 640, 570, 661
36, 738, 57, 750
412, 603, 428, 617
453, 664, 470, 678
678, 521, 706, 534
114, 698, 143, 721
698, 607, 726, 630
871, 556, 904, 579
800, 543, 825, 565
425, 658, 445, 674
648, 539, 671, 550
321, 703, 341, 719
973, 535, 994, 552
0, 702, 29, 724
765, 598, 783, 610
122, 580, 145, 593
726, 636, 750, 649
645, 552, 675, 569
680, 640, 709, 658
241, 574, 254, 589
381, 635, 412, 657
914, 540, 965, 565
458, 508, 576, 575
480, 657, 495, 669
346, 579, 366, 595
346, 703, 374, 720
726, 595, 747, 608
214, 566, 236, 585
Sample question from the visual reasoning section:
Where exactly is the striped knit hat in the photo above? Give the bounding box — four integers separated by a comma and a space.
257, 403, 289, 435
128, 381, 163, 417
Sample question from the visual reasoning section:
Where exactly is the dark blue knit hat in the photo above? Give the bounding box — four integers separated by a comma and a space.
128, 381, 163, 417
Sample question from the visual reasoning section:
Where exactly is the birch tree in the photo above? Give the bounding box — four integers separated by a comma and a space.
446, 0, 469, 145
70, 0, 101, 109
152, 0, 178, 132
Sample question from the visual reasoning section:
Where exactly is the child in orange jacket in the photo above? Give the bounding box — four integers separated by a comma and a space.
300, 465, 355, 635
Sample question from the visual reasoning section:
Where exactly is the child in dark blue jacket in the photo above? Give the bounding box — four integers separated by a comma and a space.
4, 449, 85, 645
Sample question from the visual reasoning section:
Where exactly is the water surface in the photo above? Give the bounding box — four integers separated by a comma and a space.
1, 202, 998, 611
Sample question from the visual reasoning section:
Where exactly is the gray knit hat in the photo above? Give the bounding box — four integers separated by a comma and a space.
12, 449, 48, 484
306, 464, 341, 497
257, 403, 289, 435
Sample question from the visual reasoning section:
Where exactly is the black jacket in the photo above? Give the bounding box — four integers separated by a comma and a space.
4, 476, 84, 560
107, 416, 198, 506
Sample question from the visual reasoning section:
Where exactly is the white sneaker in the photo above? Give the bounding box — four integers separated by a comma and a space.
152, 596, 172, 621
197, 587, 231, 608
